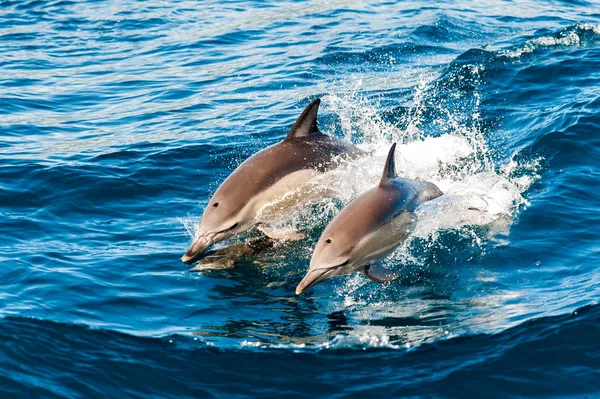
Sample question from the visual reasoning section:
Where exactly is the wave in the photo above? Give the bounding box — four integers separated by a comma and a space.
499, 23, 600, 58
2, 303, 599, 397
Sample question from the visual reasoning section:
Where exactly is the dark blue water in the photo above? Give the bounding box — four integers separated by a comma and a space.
1, 1, 599, 397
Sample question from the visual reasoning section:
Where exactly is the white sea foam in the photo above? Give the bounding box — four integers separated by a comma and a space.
237, 321, 456, 352
239, 331, 403, 351
500, 23, 600, 58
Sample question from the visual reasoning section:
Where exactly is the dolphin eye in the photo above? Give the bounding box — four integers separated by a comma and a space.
213, 202, 219, 207
325, 238, 332, 244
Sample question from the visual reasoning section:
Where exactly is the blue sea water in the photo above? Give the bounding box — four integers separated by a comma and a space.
1, 0, 600, 397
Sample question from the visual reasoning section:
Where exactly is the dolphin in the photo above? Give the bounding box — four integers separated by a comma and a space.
296, 142, 443, 295
182, 99, 364, 262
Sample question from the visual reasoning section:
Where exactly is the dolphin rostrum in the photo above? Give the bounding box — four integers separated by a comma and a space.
182, 99, 364, 262
296, 142, 443, 295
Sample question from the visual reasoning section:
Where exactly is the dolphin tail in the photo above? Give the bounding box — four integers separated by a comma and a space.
362, 264, 399, 283
379, 143, 397, 186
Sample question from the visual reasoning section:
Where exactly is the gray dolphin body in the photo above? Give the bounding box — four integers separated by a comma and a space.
296, 143, 443, 295
182, 99, 364, 262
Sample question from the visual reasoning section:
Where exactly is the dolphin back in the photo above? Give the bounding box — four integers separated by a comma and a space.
415, 181, 443, 203
284, 98, 364, 164
381, 142, 443, 204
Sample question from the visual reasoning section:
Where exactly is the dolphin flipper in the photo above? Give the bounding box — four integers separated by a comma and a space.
362, 264, 399, 284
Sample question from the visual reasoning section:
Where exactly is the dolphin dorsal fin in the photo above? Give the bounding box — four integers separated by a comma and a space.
379, 143, 397, 186
285, 98, 321, 140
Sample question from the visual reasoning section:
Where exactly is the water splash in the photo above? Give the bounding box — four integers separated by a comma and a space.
315, 68, 535, 245
185, 63, 542, 276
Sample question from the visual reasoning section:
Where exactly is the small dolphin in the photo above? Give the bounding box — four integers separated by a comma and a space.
182, 99, 364, 262
296, 143, 443, 295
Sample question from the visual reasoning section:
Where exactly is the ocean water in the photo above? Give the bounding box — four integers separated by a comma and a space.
1, 0, 600, 397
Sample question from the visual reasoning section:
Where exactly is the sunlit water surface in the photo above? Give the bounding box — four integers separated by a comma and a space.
1, 0, 600, 397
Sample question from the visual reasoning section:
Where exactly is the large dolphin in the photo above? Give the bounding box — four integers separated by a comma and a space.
296, 143, 443, 295
182, 99, 364, 262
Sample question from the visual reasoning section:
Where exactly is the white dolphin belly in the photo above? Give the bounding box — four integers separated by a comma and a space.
350, 211, 416, 269
246, 169, 327, 224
